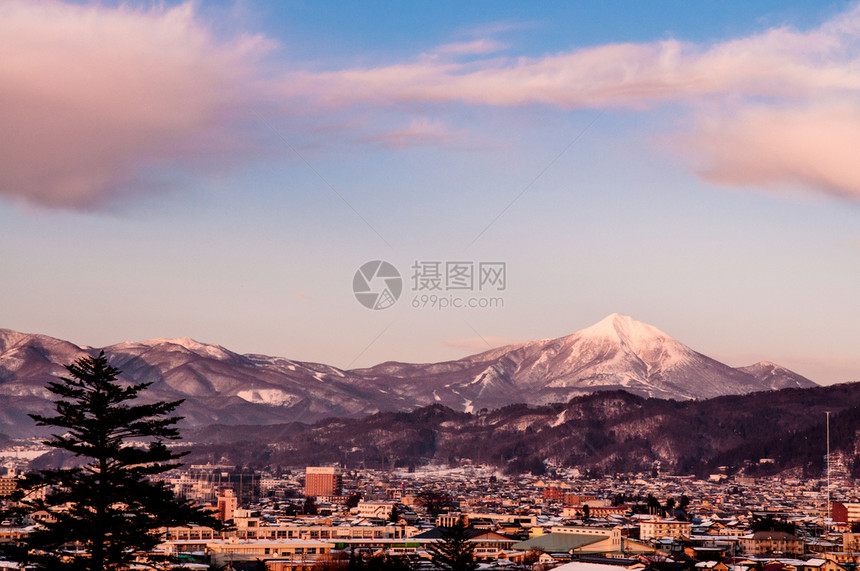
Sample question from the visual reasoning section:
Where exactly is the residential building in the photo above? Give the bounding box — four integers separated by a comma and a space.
843, 503, 860, 525
161, 538, 335, 569
640, 518, 692, 541
562, 505, 628, 518
355, 501, 395, 519
842, 533, 860, 553
217, 489, 238, 522
739, 531, 804, 555
0, 471, 16, 500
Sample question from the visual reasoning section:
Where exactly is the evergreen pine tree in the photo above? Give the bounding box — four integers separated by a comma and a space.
13, 351, 221, 570
429, 517, 477, 571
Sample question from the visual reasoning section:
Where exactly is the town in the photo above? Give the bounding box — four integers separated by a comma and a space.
2, 452, 859, 571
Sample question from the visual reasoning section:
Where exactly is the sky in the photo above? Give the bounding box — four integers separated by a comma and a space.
1, 0, 858, 385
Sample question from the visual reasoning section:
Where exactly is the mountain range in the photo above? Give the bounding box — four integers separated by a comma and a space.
0, 314, 816, 438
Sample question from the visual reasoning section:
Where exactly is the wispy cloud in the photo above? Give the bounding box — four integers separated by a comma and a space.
435, 39, 508, 56
362, 118, 462, 149
280, 3, 860, 200
463, 20, 540, 38
284, 5, 860, 109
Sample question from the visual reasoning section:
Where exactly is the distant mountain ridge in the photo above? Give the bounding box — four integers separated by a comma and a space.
181, 383, 860, 477
0, 314, 816, 438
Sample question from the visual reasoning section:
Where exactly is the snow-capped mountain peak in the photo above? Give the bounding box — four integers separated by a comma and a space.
109, 337, 238, 361
578, 313, 671, 347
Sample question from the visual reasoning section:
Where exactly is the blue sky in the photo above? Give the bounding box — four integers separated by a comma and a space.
1, 0, 858, 384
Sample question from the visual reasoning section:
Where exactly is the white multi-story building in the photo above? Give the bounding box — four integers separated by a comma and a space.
354, 501, 395, 519
639, 518, 692, 541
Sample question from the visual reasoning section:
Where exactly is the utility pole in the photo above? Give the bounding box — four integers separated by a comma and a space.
826, 410, 831, 535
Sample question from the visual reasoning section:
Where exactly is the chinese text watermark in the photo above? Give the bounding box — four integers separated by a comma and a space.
353, 260, 507, 310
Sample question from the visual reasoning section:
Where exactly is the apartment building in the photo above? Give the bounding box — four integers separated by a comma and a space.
640, 518, 692, 541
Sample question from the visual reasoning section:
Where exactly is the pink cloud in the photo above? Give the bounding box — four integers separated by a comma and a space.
435, 39, 508, 56
362, 118, 461, 149
282, 42, 696, 109
682, 103, 860, 200
0, 1, 272, 208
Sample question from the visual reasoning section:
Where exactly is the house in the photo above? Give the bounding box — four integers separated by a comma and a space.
801, 558, 845, 571
695, 561, 729, 571
842, 533, 860, 553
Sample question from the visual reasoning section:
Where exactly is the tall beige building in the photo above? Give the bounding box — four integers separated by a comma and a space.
217, 488, 238, 522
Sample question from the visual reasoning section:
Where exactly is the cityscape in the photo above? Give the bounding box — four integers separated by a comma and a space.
2, 0, 859, 570
3, 454, 860, 570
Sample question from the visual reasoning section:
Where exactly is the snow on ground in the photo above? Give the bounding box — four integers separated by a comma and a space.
391, 464, 500, 479
236, 388, 299, 406
0, 446, 50, 461
550, 408, 568, 427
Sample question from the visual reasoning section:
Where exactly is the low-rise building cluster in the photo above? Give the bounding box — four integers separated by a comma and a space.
2, 458, 860, 571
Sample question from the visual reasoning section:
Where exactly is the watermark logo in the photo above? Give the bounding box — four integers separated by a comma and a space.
353, 260, 402, 310
353, 260, 506, 310
411, 261, 506, 292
